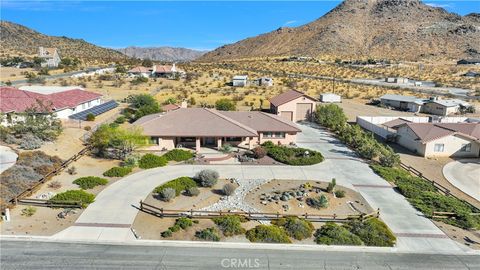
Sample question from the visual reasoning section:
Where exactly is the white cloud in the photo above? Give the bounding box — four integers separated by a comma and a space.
425, 2, 453, 8
283, 20, 298, 26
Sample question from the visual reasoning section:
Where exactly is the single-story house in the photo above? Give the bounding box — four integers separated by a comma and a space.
385, 77, 409, 84
232, 75, 248, 87
379, 94, 471, 116
395, 122, 480, 158
422, 98, 470, 116
0, 87, 104, 125
319, 93, 341, 103
38, 47, 61, 68
133, 108, 301, 152
127, 66, 151, 77
457, 59, 480, 65
152, 64, 185, 78
270, 90, 318, 122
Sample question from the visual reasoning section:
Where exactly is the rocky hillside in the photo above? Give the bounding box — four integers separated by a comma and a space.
0, 21, 127, 62
200, 0, 480, 61
117, 46, 207, 62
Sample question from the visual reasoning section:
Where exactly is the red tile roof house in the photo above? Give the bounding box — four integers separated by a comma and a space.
127, 66, 152, 78
269, 90, 318, 122
0, 87, 102, 126
394, 122, 480, 158
151, 64, 185, 79
133, 108, 301, 152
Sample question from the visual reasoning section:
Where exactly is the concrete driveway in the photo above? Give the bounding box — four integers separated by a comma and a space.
53, 124, 472, 254
443, 159, 480, 202
0, 145, 17, 174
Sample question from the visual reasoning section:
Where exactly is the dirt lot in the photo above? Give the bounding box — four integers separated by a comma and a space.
434, 220, 480, 250
0, 67, 33, 81
338, 99, 424, 122
245, 180, 373, 216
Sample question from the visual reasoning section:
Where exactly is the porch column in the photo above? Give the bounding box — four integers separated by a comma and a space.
248, 137, 253, 150
195, 137, 201, 152
217, 137, 222, 150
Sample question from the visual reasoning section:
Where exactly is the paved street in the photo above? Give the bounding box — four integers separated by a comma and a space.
443, 159, 480, 202
51, 124, 473, 254
1, 239, 479, 270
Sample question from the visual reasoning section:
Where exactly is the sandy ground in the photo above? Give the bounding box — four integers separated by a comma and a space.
245, 180, 373, 216
434, 220, 480, 250
0, 67, 34, 81
338, 99, 426, 122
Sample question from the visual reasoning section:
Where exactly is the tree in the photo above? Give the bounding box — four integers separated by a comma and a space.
115, 65, 127, 73
33, 57, 45, 67
89, 125, 148, 159
141, 58, 153, 67
314, 104, 347, 131
163, 97, 177, 105
127, 94, 161, 120
215, 98, 236, 111
189, 97, 196, 106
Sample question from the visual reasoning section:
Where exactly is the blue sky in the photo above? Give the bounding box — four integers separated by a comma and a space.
1, 1, 478, 51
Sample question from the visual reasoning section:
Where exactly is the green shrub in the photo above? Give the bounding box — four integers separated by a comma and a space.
169, 224, 181, 232
73, 176, 108, 189
138, 153, 168, 169
346, 218, 396, 247
326, 178, 336, 193
370, 165, 412, 183
175, 217, 193, 229
154, 177, 198, 196
195, 169, 219, 187
86, 113, 95, 121
159, 187, 176, 202
103, 166, 132, 177
246, 225, 291, 243
307, 194, 328, 209
272, 217, 314, 240
213, 215, 246, 236
21, 206, 37, 217
161, 229, 172, 238
195, 227, 220, 241
314, 222, 363, 246
49, 190, 95, 208
334, 190, 346, 198
114, 116, 126, 124
163, 149, 194, 161
252, 146, 266, 159
262, 142, 324, 165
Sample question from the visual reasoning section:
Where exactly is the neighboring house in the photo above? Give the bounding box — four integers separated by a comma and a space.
379, 94, 471, 116
0, 87, 104, 125
152, 64, 185, 79
38, 47, 61, 68
258, 77, 273, 87
127, 66, 151, 77
385, 77, 409, 84
133, 108, 301, 152
319, 93, 341, 103
380, 94, 426, 112
394, 122, 480, 158
163, 100, 188, 112
422, 97, 470, 116
232, 75, 248, 87
270, 90, 318, 122
457, 59, 480, 65
463, 71, 480, 78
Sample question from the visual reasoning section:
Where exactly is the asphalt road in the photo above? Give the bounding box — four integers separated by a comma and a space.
1, 239, 480, 270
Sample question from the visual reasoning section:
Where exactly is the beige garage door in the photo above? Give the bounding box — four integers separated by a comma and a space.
296, 103, 312, 121
280, 111, 293, 121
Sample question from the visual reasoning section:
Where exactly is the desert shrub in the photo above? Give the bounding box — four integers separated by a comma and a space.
49, 190, 95, 208
175, 217, 193, 229
219, 144, 233, 153
138, 153, 168, 169
161, 230, 172, 238
213, 215, 246, 236
47, 181, 62, 189
262, 142, 324, 165
346, 218, 396, 247
195, 227, 220, 241
122, 153, 140, 167
19, 133, 42, 150
163, 149, 194, 161
86, 113, 96, 121
272, 217, 314, 240
314, 222, 363, 246
326, 178, 336, 193
73, 176, 108, 189
334, 190, 346, 198
252, 146, 266, 159
246, 225, 291, 243
154, 177, 197, 196
103, 166, 132, 177
222, 183, 237, 196
307, 194, 328, 209
215, 98, 236, 111
114, 116, 126, 124
67, 166, 77, 175
370, 165, 411, 183
89, 125, 147, 160
195, 169, 219, 187
159, 187, 176, 202
21, 206, 37, 217
169, 224, 181, 232
186, 186, 200, 197
84, 126, 91, 131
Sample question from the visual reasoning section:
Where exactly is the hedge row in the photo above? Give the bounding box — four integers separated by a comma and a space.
163, 149, 194, 162
138, 153, 168, 169
103, 166, 132, 177
72, 176, 108, 189
49, 190, 95, 208
154, 177, 198, 196
262, 141, 324, 166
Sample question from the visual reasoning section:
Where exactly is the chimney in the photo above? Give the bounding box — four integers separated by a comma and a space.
180, 99, 188, 108
172, 63, 176, 72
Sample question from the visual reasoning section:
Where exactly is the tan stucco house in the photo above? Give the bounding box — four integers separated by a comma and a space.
269, 90, 317, 122
394, 122, 480, 158
133, 108, 301, 152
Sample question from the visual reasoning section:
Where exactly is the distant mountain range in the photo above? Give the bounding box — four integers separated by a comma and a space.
0, 21, 126, 62
116, 46, 208, 62
200, 0, 480, 61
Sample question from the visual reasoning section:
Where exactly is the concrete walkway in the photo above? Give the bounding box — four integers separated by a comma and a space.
0, 145, 17, 174
443, 159, 480, 202
53, 124, 472, 254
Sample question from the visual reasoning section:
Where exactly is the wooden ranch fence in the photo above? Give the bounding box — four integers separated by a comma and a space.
139, 200, 380, 223
17, 198, 82, 209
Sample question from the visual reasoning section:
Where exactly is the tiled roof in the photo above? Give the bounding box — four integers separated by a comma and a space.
162, 103, 180, 112
382, 118, 412, 129
402, 122, 480, 143
128, 66, 151, 73
269, 90, 317, 107
0, 87, 102, 113
153, 65, 184, 73
133, 108, 300, 137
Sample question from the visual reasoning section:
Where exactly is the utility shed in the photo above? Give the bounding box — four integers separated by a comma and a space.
320, 93, 341, 103
269, 90, 318, 122
232, 75, 248, 87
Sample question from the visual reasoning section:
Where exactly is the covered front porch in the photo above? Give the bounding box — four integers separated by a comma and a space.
154, 136, 256, 152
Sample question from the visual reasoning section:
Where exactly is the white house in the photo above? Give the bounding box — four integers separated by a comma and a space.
38, 47, 61, 68
379, 94, 472, 116
320, 93, 341, 103
258, 77, 273, 87
233, 75, 248, 87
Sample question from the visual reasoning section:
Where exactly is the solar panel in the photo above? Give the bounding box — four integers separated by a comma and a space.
69, 100, 119, 120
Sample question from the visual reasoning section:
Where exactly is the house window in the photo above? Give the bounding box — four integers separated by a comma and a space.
82, 103, 86, 110
274, 132, 285, 138
461, 143, 472, 152
434, 144, 444, 152
263, 132, 274, 138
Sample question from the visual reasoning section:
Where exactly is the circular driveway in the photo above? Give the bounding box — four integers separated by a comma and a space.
443, 159, 480, 202
0, 145, 18, 174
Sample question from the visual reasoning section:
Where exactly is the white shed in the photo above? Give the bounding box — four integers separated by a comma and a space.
232, 75, 248, 87
320, 93, 341, 103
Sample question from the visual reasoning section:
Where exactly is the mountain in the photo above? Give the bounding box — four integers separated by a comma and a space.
200, 0, 480, 61
116, 46, 207, 62
0, 21, 127, 62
